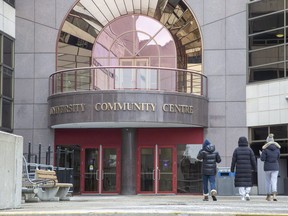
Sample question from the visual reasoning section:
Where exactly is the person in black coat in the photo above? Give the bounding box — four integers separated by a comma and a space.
230, 136, 256, 201
260, 133, 281, 201
197, 139, 221, 201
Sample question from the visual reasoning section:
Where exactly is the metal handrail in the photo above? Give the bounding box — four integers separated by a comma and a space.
49, 66, 207, 97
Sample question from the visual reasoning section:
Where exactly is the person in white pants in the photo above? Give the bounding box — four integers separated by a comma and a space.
260, 134, 281, 201
231, 136, 257, 201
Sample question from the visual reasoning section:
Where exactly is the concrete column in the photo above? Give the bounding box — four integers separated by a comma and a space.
121, 128, 136, 195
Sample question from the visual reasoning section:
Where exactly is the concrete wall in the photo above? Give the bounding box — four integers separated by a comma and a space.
14, 0, 76, 159
0, 131, 23, 209
247, 79, 288, 126
188, 0, 249, 166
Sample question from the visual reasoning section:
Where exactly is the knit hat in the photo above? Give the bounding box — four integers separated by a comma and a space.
203, 139, 211, 148
266, 133, 274, 142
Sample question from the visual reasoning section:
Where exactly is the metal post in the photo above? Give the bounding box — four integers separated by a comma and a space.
28, 142, 31, 163
48, 145, 51, 165
38, 143, 42, 164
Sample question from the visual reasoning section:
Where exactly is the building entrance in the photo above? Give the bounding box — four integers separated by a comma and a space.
137, 144, 176, 194
81, 145, 120, 194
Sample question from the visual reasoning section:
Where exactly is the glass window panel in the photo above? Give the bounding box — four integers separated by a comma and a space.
79, 1, 108, 26
3, 37, 13, 67
270, 125, 288, 139
94, 0, 114, 22
249, 29, 284, 50
3, 67, 13, 98
110, 41, 132, 58
141, 0, 149, 15
2, 99, 13, 129
148, 0, 158, 17
117, 33, 134, 56
159, 69, 176, 91
153, 28, 176, 56
114, 0, 127, 15
248, 0, 284, 18
177, 144, 202, 193
249, 45, 284, 67
249, 12, 284, 34
135, 16, 162, 37
249, 63, 284, 82
160, 57, 176, 68
63, 72, 76, 92
278, 140, 288, 155
250, 142, 265, 157
138, 44, 159, 58
251, 127, 269, 141
76, 70, 91, 91
135, 32, 151, 54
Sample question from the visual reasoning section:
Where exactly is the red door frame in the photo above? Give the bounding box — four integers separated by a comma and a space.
80, 144, 121, 194
136, 144, 177, 194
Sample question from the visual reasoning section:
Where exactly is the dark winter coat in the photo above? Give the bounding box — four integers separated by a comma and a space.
260, 141, 281, 171
197, 139, 221, 176
230, 136, 257, 187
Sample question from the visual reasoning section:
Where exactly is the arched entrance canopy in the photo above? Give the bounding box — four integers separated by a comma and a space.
57, 0, 201, 72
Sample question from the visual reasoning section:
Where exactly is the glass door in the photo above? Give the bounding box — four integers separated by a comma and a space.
84, 148, 99, 192
82, 145, 120, 194
138, 144, 176, 194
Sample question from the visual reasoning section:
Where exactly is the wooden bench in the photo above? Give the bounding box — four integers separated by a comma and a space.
22, 156, 55, 203
35, 169, 73, 201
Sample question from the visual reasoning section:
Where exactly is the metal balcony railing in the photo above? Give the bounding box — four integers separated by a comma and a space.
49, 66, 207, 97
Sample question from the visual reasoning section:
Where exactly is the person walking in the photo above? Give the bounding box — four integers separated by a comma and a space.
230, 136, 256, 201
260, 133, 281, 201
197, 139, 221, 201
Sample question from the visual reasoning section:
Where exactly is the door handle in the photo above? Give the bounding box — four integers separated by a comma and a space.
96, 170, 99, 180
152, 169, 155, 180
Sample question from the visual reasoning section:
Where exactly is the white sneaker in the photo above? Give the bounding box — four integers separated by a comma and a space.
245, 194, 250, 201
241, 196, 245, 201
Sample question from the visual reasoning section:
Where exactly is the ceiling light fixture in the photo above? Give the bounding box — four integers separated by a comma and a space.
276, 33, 284, 38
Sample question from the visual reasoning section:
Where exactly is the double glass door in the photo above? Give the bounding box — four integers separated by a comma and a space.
82, 145, 120, 194
138, 144, 176, 194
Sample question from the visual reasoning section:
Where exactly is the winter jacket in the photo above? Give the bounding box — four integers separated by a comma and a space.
230, 136, 257, 187
197, 139, 221, 176
260, 141, 281, 171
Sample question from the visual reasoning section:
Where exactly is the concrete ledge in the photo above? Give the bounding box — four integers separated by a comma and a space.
0, 131, 23, 210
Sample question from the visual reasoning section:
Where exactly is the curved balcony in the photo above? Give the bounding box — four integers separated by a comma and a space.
49, 66, 207, 97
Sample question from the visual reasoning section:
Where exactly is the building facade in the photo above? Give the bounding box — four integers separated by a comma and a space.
10, 0, 288, 195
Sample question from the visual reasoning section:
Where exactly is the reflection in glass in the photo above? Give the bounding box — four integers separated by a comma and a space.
57, 0, 203, 92
84, 148, 99, 192
249, 63, 284, 82
140, 148, 154, 192
249, 29, 285, 50
103, 148, 117, 192
58, 0, 202, 71
2, 99, 12, 129
159, 148, 173, 191
3, 37, 13, 67
249, 12, 284, 35
248, 0, 284, 18
177, 144, 202, 193
249, 46, 284, 67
